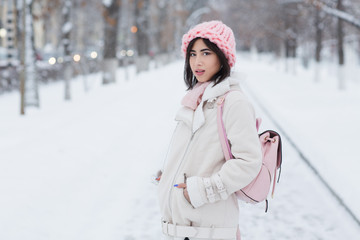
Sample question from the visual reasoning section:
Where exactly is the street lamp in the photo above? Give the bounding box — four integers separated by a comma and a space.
48, 57, 56, 65
127, 50, 134, 57
90, 51, 98, 59
130, 26, 138, 33
73, 54, 81, 62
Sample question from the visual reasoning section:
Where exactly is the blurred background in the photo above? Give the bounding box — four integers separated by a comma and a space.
1, 0, 360, 239
0, 0, 359, 113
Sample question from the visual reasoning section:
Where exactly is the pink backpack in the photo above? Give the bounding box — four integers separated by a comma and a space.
217, 93, 282, 212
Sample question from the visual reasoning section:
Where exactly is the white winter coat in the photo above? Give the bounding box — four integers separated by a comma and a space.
158, 77, 262, 239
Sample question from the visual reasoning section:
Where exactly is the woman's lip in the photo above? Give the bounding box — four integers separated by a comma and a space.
195, 70, 205, 76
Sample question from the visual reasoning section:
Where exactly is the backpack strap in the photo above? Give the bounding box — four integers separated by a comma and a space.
256, 118, 262, 132
217, 91, 261, 161
216, 93, 233, 161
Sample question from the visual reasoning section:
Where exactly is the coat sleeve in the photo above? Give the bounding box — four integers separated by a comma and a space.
186, 98, 262, 208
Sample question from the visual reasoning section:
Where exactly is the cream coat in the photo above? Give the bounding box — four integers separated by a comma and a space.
158, 77, 262, 239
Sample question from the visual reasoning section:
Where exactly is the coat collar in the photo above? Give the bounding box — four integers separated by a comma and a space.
175, 75, 242, 133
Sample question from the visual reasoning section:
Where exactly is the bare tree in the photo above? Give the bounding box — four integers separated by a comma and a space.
314, 6, 325, 82
337, 0, 345, 89
102, 0, 121, 84
134, 0, 150, 73
19, 0, 39, 114
62, 0, 72, 100
308, 0, 360, 29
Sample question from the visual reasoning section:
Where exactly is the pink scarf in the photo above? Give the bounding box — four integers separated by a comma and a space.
181, 82, 211, 110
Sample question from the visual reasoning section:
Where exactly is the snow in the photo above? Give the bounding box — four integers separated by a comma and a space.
185, 7, 211, 28
322, 3, 360, 28
240, 53, 360, 221
307, 0, 360, 28
62, 22, 72, 34
102, 0, 113, 8
1, 55, 360, 239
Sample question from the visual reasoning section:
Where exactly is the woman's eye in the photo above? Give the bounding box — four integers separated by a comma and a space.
203, 52, 211, 56
190, 53, 196, 57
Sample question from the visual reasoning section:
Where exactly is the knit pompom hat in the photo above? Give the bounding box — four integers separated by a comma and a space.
181, 20, 236, 67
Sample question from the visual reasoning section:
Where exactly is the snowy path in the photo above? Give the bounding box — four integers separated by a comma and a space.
0, 59, 359, 240
239, 85, 360, 240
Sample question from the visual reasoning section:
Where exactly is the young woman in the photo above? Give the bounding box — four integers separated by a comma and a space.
157, 21, 262, 240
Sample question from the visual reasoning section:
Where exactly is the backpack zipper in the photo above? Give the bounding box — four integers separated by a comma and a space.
169, 131, 195, 215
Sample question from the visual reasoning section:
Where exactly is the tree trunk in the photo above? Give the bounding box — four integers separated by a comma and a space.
337, 0, 345, 90
314, 7, 323, 83
102, 0, 121, 84
284, 2, 298, 74
62, 0, 72, 100
315, 8, 322, 63
135, 0, 150, 73
26, 0, 39, 107
19, 0, 26, 115
19, 0, 39, 111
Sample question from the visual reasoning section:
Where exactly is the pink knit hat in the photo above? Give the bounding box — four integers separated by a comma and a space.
181, 20, 236, 67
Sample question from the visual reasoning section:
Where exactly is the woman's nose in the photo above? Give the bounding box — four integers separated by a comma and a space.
195, 56, 203, 66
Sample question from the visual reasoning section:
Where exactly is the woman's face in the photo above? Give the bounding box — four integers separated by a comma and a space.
189, 38, 221, 83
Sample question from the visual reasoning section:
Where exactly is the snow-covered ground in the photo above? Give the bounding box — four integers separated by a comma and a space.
240, 52, 360, 220
0, 55, 359, 240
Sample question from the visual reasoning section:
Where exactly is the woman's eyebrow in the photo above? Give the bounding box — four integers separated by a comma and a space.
190, 48, 212, 52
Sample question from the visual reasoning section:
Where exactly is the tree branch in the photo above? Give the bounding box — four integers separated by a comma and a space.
306, 0, 360, 29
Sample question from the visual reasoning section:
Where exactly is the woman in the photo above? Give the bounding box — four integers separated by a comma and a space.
157, 20, 262, 240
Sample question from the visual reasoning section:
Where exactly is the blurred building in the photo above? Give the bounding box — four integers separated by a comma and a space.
0, 0, 17, 66
0, 1, 5, 47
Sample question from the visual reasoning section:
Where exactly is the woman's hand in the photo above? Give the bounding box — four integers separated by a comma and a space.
155, 170, 162, 181
174, 183, 191, 204
153, 170, 162, 185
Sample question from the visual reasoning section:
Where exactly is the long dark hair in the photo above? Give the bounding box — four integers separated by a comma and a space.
184, 37, 231, 90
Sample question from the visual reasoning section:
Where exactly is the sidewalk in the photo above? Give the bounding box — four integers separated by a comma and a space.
0, 58, 359, 239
